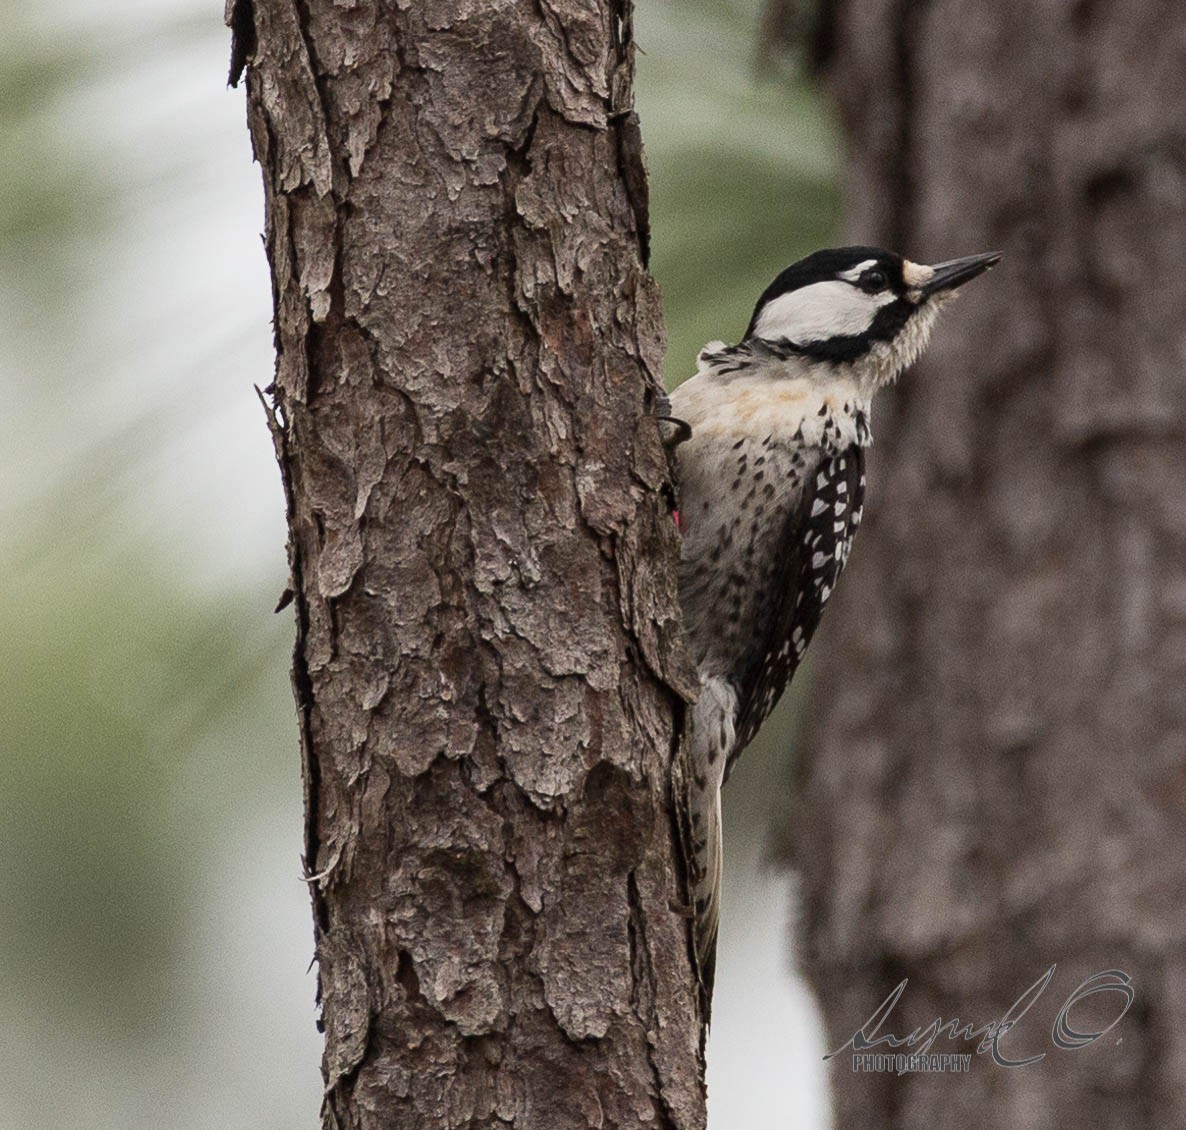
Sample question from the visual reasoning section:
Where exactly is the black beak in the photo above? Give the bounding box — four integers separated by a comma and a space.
922, 251, 1002, 297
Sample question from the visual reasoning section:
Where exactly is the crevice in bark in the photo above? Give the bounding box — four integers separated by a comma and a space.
627, 869, 687, 1130
227, 0, 256, 87
614, 110, 651, 267
258, 390, 329, 931
291, 0, 340, 186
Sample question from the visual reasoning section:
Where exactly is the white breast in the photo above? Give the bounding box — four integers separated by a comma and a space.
670, 366, 870, 452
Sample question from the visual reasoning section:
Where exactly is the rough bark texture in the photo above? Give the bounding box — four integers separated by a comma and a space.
782, 1, 1186, 1125
230, 2, 705, 1126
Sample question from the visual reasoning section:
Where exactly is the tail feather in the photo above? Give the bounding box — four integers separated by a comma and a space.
686, 675, 737, 1011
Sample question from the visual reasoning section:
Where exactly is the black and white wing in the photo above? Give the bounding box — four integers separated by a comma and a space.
726, 444, 866, 777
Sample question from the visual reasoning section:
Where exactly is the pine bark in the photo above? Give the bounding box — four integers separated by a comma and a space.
783, 1, 1186, 1126
229, 2, 704, 1126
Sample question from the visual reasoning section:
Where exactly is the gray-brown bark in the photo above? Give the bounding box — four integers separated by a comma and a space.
229, 2, 705, 1126
773, 1, 1186, 1126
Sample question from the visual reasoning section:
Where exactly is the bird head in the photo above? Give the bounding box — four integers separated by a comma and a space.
744, 245, 1001, 389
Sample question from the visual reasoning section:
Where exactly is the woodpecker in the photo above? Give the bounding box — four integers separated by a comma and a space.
670, 245, 1000, 990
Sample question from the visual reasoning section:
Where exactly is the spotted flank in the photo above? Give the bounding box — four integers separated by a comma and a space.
729, 444, 866, 768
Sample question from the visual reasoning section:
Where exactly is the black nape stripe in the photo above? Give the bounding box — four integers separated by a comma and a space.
793, 335, 874, 363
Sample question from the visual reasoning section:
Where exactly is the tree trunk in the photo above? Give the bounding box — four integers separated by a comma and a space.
229, 2, 705, 1126
784, 1, 1186, 1125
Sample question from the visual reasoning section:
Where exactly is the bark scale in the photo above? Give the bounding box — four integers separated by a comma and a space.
229, 2, 705, 1126
775, 1, 1186, 1126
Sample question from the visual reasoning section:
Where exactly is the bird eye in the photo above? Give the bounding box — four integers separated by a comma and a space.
857, 268, 888, 293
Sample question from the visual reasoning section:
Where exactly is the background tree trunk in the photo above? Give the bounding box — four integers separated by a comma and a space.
231, 2, 705, 1126
780, 1, 1186, 1125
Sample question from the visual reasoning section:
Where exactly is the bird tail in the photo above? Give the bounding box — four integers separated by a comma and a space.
691, 780, 723, 997
681, 675, 736, 1013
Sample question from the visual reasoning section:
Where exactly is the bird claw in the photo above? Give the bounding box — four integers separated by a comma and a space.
658, 415, 692, 448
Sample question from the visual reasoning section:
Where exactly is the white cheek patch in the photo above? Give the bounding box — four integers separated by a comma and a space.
753, 279, 895, 343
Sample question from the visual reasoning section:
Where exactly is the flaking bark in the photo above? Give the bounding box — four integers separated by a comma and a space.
775, 1, 1186, 1125
230, 2, 705, 1126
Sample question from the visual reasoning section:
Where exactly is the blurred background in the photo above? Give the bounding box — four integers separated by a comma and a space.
0, 0, 839, 1126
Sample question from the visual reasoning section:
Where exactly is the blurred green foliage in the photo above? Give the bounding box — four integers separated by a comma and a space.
1, 540, 290, 1026
638, 0, 839, 381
